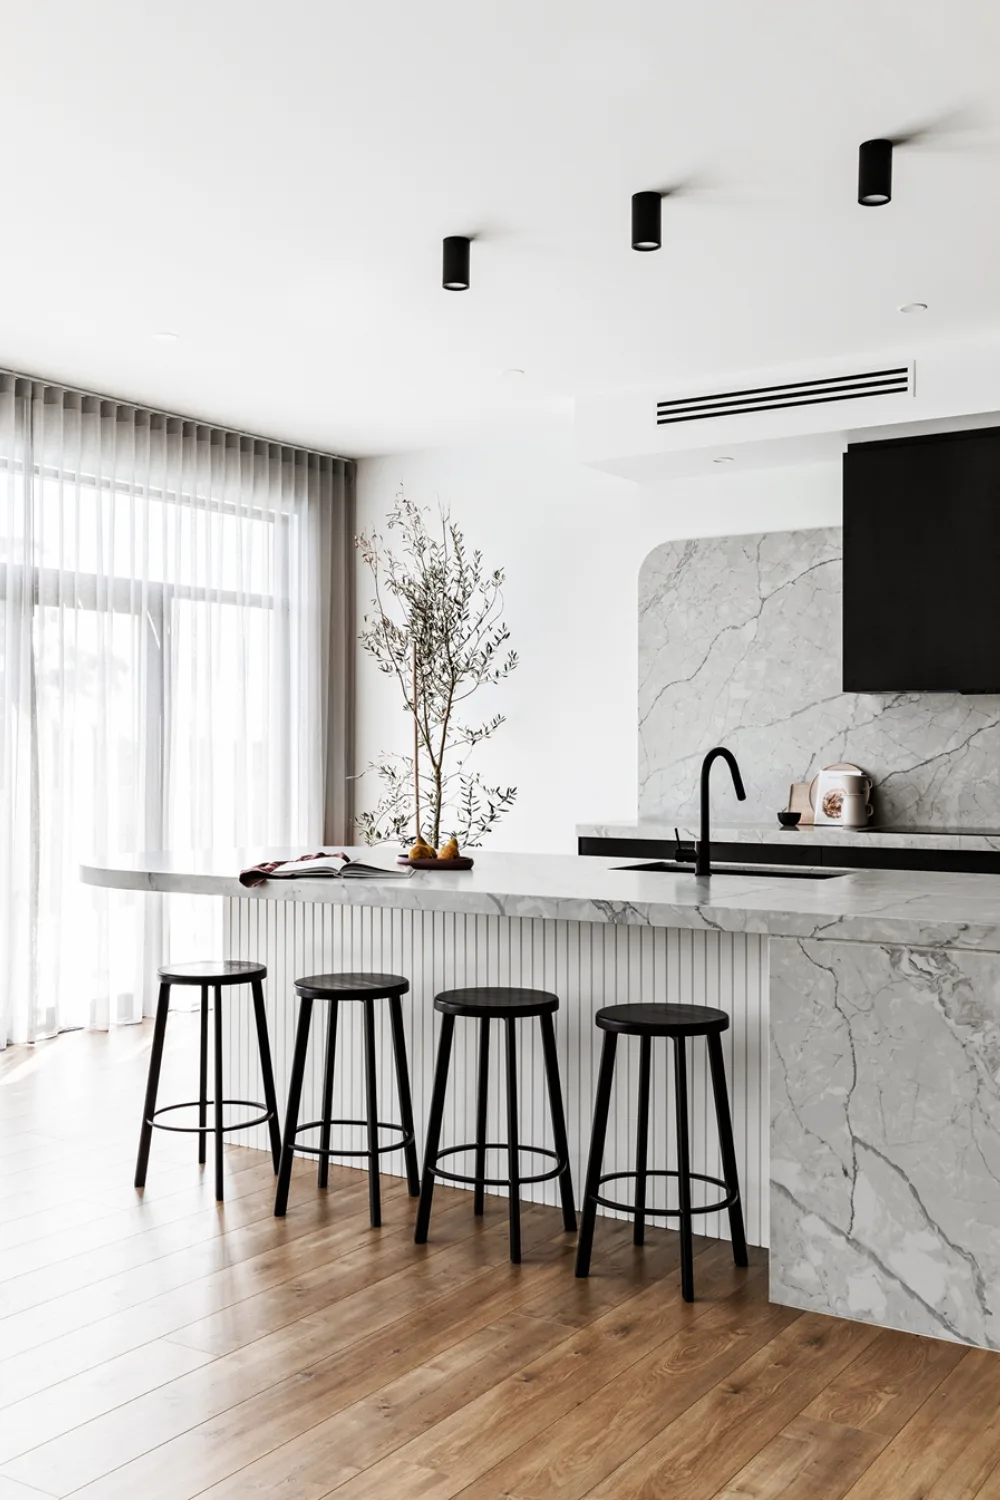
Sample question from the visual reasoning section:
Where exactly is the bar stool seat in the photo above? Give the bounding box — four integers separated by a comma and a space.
575, 1001, 748, 1301
134, 960, 281, 1201
293, 971, 410, 1001
433, 987, 560, 1018
414, 986, 576, 1264
156, 959, 267, 985
594, 1002, 728, 1036
274, 972, 420, 1227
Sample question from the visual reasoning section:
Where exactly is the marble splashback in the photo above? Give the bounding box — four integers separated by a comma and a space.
639, 527, 1000, 830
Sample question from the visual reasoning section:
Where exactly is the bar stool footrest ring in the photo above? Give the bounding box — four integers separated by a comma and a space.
290, 1118, 414, 1159
149, 1100, 274, 1135
430, 1142, 568, 1189
593, 1168, 738, 1218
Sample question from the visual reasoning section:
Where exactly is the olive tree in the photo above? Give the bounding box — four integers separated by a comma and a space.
356, 490, 518, 848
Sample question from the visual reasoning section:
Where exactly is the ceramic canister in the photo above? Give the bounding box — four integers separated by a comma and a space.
840, 773, 873, 828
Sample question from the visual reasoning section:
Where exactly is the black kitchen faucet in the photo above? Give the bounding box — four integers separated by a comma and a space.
696, 747, 747, 877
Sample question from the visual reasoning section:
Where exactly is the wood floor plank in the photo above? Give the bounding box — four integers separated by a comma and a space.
970, 1455, 1000, 1497
708, 1414, 883, 1500
155, 1228, 657, 1500
0, 1339, 215, 1466
0, 1171, 332, 1315
0, 1174, 328, 1405
159, 1309, 581, 1500
0, 1199, 118, 1255
2, 1200, 562, 1496
313, 1244, 743, 1500
0, 1143, 266, 1226
452, 1261, 788, 1500
162, 1191, 490, 1357
0, 1176, 399, 1359
0, 1475, 58, 1499
704, 1329, 968, 1500
838, 1350, 1000, 1500
804, 1326, 966, 1438
579, 1312, 881, 1500
35, 1214, 574, 1499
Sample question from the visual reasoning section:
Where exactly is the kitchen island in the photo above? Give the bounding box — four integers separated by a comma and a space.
82, 848, 1000, 1350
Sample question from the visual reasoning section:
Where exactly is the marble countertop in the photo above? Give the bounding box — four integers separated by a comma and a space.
578, 820, 1000, 852
82, 847, 1000, 951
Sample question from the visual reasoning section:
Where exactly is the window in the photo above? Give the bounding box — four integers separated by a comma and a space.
0, 380, 352, 1046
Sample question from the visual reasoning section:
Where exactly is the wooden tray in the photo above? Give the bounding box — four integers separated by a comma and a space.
407, 856, 475, 870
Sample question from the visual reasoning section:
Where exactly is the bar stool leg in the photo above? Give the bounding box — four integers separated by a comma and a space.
707, 1032, 749, 1268
673, 1037, 695, 1302
317, 1001, 339, 1189
198, 984, 209, 1167
275, 995, 313, 1216
539, 1012, 576, 1232
575, 1031, 618, 1277
363, 998, 382, 1228
633, 1036, 652, 1246
213, 983, 225, 1201
135, 981, 171, 1189
196, 984, 209, 1170
473, 1017, 490, 1216
251, 979, 282, 1174
415, 1013, 455, 1244
388, 994, 421, 1198
505, 1016, 522, 1264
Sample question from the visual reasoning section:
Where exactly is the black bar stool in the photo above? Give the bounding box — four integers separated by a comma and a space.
414, 987, 576, 1264
575, 1002, 748, 1301
134, 960, 281, 1202
274, 972, 420, 1227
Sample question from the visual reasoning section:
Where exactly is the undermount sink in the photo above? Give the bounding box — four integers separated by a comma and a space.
617, 860, 846, 881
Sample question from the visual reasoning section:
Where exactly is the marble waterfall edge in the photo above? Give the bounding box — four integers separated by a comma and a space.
770, 935, 1000, 1348
638, 527, 1000, 829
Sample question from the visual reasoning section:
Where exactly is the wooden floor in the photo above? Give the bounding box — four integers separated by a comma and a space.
3, 1024, 1000, 1500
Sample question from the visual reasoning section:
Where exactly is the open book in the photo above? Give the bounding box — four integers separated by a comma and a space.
239, 852, 413, 888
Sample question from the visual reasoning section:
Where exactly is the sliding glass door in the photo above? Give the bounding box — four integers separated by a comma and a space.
0, 379, 352, 1046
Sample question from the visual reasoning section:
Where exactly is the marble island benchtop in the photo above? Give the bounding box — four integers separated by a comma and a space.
82, 847, 1000, 952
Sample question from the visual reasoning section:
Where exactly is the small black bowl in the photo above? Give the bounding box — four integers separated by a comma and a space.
777, 810, 802, 829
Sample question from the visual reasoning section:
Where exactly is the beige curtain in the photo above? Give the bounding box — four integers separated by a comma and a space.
0, 374, 354, 1046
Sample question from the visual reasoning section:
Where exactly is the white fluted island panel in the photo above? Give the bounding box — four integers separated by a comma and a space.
224, 897, 769, 1247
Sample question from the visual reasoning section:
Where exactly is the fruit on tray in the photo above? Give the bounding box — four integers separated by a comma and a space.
409, 837, 437, 860
437, 837, 460, 861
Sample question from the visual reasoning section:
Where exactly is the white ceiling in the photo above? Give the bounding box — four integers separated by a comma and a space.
2, 0, 999, 456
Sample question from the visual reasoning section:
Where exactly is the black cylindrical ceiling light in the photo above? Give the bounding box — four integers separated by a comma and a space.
442, 235, 470, 290
858, 138, 893, 206
631, 190, 662, 251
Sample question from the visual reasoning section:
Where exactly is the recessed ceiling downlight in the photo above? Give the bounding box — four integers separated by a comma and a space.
152, 331, 179, 342
898, 302, 928, 314
713, 456, 735, 465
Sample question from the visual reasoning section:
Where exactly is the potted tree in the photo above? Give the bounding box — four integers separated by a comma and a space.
356, 490, 518, 858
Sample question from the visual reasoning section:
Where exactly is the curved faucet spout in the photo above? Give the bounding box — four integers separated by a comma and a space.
696, 747, 747, 877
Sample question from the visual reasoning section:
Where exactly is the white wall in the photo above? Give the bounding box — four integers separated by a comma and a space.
356, 425, 842, 854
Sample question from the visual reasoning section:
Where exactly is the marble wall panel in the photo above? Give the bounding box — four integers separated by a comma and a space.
638, 528, 1000, 828
770, 935, 1000, 1347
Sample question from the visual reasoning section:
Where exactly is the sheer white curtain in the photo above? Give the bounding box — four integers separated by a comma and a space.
0, 376, 354, 1047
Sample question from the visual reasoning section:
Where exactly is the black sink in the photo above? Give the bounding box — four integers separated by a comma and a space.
617, 860, 846, 881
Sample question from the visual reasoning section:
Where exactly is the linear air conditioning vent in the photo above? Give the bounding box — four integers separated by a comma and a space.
656, 365, 911, 426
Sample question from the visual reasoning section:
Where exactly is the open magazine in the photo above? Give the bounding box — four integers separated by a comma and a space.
239, 852, 413, 888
